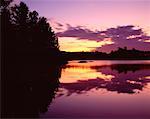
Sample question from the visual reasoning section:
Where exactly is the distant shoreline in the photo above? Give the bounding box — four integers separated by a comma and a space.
68, 59, 150, 61
60, 48, 150, 61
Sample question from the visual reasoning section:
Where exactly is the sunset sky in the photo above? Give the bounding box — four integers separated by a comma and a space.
18, 0, 150, 52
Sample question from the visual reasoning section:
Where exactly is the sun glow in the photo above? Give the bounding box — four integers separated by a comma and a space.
59, 37, 114, 52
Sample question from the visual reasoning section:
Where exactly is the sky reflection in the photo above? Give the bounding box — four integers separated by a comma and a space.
40, 60, 150, 118
58, 60, 150, 96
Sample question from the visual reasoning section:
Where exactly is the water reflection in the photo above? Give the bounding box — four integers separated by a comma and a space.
40, 60, 150, 118
2, 63, 62, 118
3, 60, 150, 118
58, 61, 150, 96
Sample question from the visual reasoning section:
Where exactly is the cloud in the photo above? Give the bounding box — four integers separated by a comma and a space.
56, 24, 147, 41
57, 25, 105, 41
53, 22, 150, 52
55, 22, 63, 27
105, 25, 143, 38
48, 18, 66, 32
97, 25, 150, 52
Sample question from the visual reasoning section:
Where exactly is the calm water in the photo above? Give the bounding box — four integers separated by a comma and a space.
40, 60, 150, 118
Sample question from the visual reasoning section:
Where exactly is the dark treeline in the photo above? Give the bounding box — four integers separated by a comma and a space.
110, 64, 150, 74
1, 0, 64, 118
1, 0, 66, 64
109, 47, 150, 59
61, 47, 150, 60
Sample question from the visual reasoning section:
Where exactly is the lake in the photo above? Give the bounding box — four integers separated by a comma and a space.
40, 60, 150, 118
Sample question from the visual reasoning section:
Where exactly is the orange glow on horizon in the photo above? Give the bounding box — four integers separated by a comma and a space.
59, 37, 114, 52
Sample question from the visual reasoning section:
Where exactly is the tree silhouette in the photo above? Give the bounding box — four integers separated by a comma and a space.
1, 0, 59, 58
1, 1, 64, 117
109, 47, 150, 59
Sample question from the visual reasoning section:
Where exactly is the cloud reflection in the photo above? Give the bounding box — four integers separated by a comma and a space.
57, 63, 150, 97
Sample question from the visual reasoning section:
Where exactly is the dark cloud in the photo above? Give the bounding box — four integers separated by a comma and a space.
55, 27, 64, 30
57, 25, 105, 41
56, 24, 150, 52
97, 25, 150, 52
48, 18, 64, 27
105, 25, 143, 38
138, 35, 150, 41
55, 22, 64, 27
48, 19, 65, 32
97, 38, 150, 52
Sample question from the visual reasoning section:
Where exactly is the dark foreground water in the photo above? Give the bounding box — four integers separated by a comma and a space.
2, 60, 150, 118
40, 60, 150, 118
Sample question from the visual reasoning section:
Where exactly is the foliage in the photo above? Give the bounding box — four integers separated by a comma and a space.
1, 0, 59, 59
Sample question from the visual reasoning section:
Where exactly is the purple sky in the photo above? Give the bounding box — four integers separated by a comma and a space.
17, 0, 150, 52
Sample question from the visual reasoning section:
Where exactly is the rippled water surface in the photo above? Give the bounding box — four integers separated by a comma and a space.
40, 60, 150, 118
